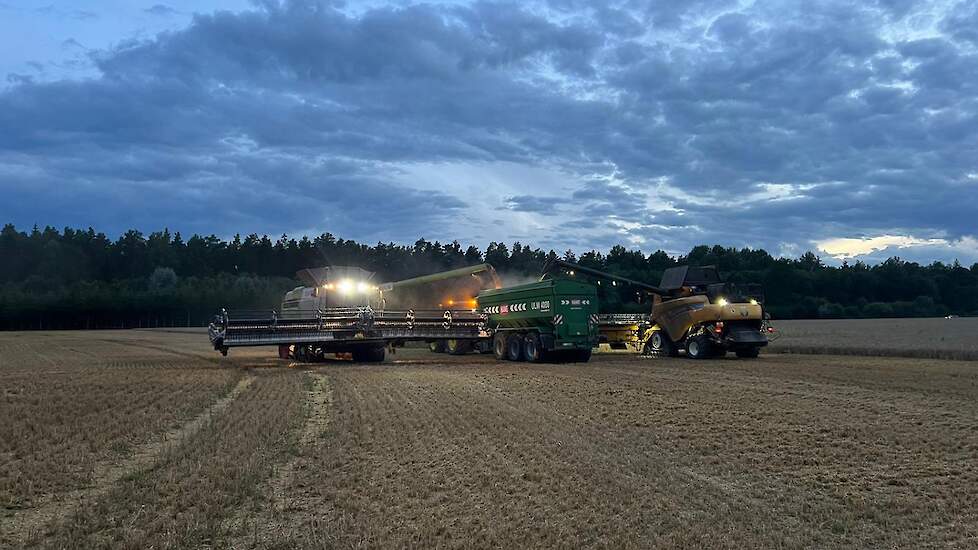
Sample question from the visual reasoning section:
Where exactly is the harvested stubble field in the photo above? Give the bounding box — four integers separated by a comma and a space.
2, 328, 977, 549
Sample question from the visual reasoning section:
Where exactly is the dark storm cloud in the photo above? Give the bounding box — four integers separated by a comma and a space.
1, 0, 976, 263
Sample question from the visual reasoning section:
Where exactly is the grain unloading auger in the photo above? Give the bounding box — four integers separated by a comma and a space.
208, 264, 497, 362
539, 259, 773, 359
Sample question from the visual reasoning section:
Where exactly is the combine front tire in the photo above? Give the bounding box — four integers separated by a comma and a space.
685, 335, 712, 360
647, 331, 678, 357
429, 340, 447, 354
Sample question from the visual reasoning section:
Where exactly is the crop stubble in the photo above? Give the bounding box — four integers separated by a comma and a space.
2, 328, 977, 549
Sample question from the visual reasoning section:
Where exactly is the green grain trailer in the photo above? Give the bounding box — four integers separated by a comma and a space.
478, 278, 599, 363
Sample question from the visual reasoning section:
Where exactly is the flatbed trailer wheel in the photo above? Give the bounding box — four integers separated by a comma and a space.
493, 333, 508, 360
295, 346, 312, 363
446, 339, 470, 355
523, 333, 543, 363
507, 333, 525, 361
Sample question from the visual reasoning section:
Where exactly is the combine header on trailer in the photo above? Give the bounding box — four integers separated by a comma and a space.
209, 306, 485, 362
208, 265, 496, 362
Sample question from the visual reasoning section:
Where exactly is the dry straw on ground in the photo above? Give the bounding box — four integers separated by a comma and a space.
2, 327, 977, 549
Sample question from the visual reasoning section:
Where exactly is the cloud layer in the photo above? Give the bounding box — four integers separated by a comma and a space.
2, 0, 976, 263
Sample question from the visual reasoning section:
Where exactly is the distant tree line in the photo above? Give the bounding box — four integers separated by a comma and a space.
1, 223, 976, 329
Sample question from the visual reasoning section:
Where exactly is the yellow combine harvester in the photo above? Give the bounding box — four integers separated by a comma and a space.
543, 260, 773, 359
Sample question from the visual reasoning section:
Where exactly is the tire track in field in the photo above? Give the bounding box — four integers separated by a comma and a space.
1, 374, 255, 546
223, 371, 332, 547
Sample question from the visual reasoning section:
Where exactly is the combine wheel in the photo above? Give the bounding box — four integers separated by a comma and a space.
507, 334, 525, 361
278, 344, 291, 360
736, 347, 760, 359
429, 340, 447, 353
492, 333, 508, 360
294, 345, 311, 363
646, 331, 678, 357
523, 333, 544, 363
684, 335, 712, 360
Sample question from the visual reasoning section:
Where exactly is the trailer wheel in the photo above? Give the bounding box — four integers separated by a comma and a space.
523, 333, 543, 363
685, 335, 712, 359
507, 334, 525, 361
735, 347, 760, 359
446, 339, 470, 355
428, 340, 447, 354
492, 333, 508, 360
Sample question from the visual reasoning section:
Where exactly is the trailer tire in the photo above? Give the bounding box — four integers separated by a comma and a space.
735, 347, 760, 359
507, 334, 525, 361
446, 339, 470, 355
523, 333, 544, 363
685, 335, 712, 360
429, 340, 447, 354
493, 333, 508, 360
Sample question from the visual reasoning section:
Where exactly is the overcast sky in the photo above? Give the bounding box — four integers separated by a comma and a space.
2, 0, 976, 264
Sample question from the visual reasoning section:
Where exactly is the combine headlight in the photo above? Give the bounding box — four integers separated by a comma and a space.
716, 297, 728, 306
356, 281, 371, 294
749, 298, 758, 305
336, 279, 354, 295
